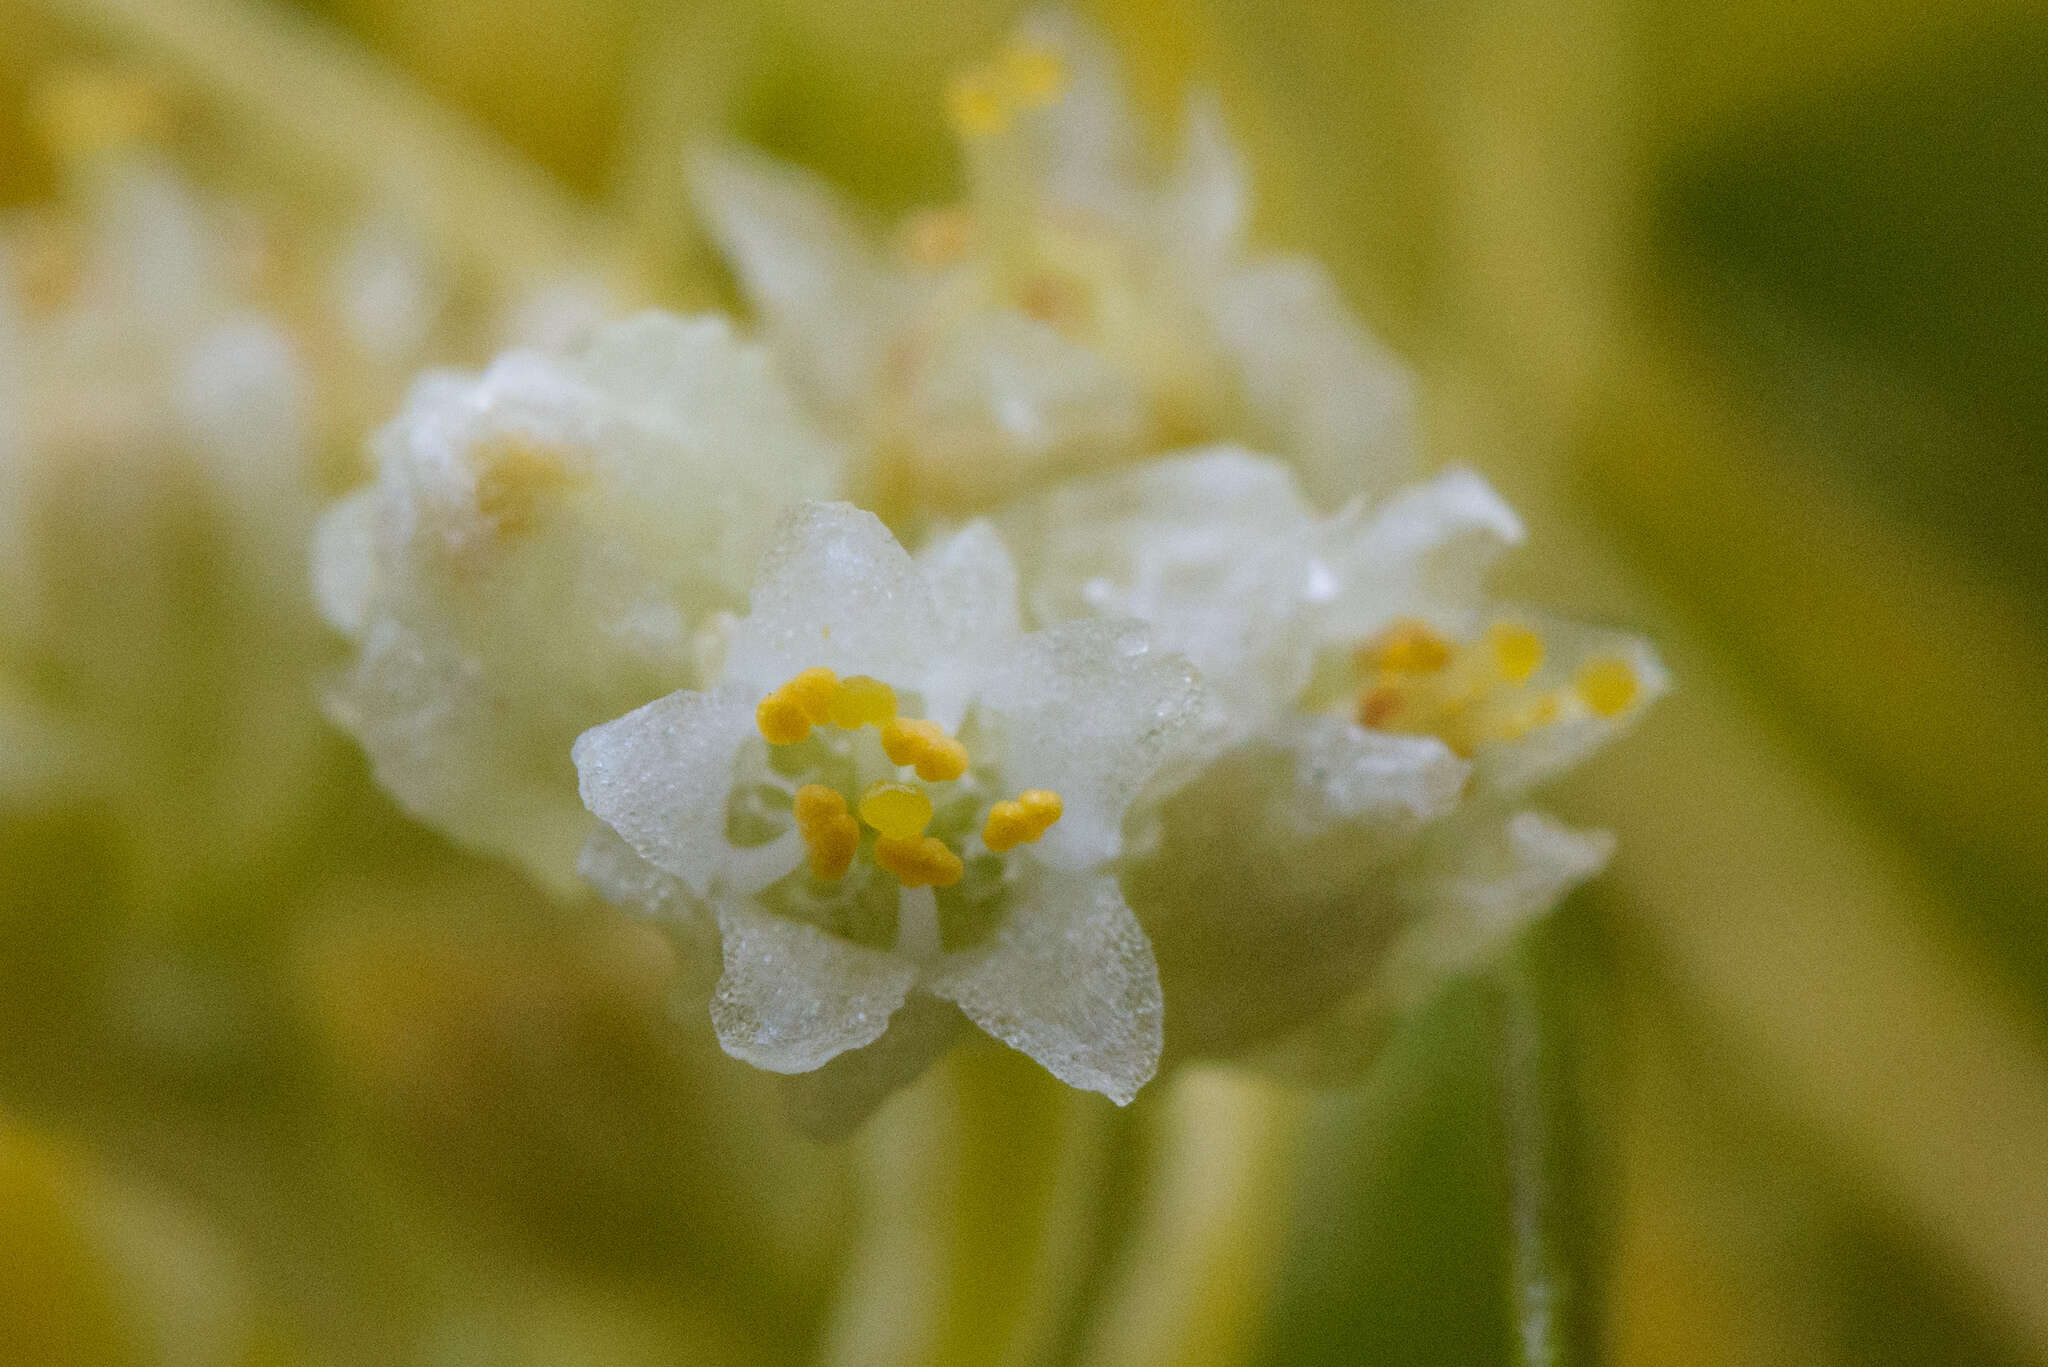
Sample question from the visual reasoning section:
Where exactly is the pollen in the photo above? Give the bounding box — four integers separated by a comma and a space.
1487, 623, 1545, 684
794, 784, 860, 881
756, 667, 845, 744
881, 717, 970, 782
859, 781, 935, 841
874, 835, 966, 889
983, 789, 1062, 852
1574, 657, 1640, 718
1365, 619, 1451, 675
828, 674, 897, 729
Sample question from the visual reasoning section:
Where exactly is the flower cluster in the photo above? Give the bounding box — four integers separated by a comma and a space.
314, 13, 1663, 1121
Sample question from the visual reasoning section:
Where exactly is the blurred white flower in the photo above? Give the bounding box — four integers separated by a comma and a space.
314, 312, 840, 890
573, 501, 1207, 1106
999, 448, 1666, 1060
690, 12, 1414, 520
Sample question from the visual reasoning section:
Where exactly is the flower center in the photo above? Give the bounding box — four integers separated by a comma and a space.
753, 667, 1062, 894
1354, 619, 1641, 757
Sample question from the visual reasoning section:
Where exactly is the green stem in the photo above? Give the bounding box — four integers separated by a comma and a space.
1497, 936, 1582, 1367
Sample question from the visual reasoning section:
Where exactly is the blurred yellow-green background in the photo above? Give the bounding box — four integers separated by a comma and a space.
3, 0, 2047, 1362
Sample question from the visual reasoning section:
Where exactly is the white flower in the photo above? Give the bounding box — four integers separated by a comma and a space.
571, 501, 1207, 1105
689, 12, 1415, 520
998, 448, 1666, 1060
314, 312, 840, 891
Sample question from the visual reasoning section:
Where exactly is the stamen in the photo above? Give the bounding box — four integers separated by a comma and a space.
794, 784, 859, 880
880, 717, 969, 782
983, 789, 1062, 852
1574, 657, 1640, 718
859, 781, 934, 840
755, 667, 844, 744
874, 835, 965, 888
1365, 619, 1451, 674
1487, 623, 1544, 684
828, 675, 897, 729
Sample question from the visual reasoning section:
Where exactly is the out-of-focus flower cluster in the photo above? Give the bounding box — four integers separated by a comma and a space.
307, 11, 1665, 1128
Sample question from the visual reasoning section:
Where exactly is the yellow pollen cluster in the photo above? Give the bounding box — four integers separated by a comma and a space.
874, 836, 965, 889
983, 790, 1062, 853
858, 781, 934, 840
794, 784, 860, 880
756, 668, 898, 746
1355, 618, 1639, 756
880, 717, 969, 782
946, 42, 1068, 140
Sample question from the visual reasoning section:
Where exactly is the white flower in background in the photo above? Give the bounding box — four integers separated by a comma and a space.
0, 89, 328, 883
998, 448, 1666, 1060
690, 11, 1414, 521
313, 312, 840, 891
572, 501, 1206, 1105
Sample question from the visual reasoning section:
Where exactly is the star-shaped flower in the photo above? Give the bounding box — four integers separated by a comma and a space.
689, 12, 1415, 520
572, 501, 1207, 1105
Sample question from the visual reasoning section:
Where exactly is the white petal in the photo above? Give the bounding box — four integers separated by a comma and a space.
1010, 11, 1145, 224
977, 618, 1210, 870
1163, 92, 1247, 264
722, 502, 940, 692
915, 519, 1022, 728
311, 487, 378, 636
928, 868, 1162, 1104
687, 145, 892, 411
1205, 256, 1417, 509
571, 686, 765, 899
999, 448, 1323, 733
710, 901, 916, 1074
1381, 808, 1615, 1006
1320, 467, 1525, 643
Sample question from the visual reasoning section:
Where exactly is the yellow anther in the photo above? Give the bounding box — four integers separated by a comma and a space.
859, 781, 934, 841
1359, 683, 1405, 730
1488, 622, 1545, 685
1001, 42, 1068, 106
786, 667, 841, 724
828, 675, 898, 729
794, 784, 859, 880
880, 718, 969, 782
983, 789, 1063, 852
1366, 620, 1452, 675
1574, 657, 1640, 718
470, 435, 584, 536
947, 68, 1009, 139
875, 835, 965, 889
756, 692, 812, 746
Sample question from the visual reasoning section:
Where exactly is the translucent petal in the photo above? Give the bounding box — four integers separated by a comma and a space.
722, 501, 939, 692
781, 993, 966, 1142
1382, 808, 1615, 1005
915, 519, 1021, 728
1204, 256, 1417, 509
571, 685, 765, 899
687, 146, 893, 412
1319, 467, 1525, 643
975, 618, 1210, 870
999, 448, 1324, 732
710, 901, 916, 1074
1123, 717, 1467, 1058
928, 868, 1162, 1104
1011, 11, 1145, 225
1473, 615, 1670, 798
327, 619, 592, 896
